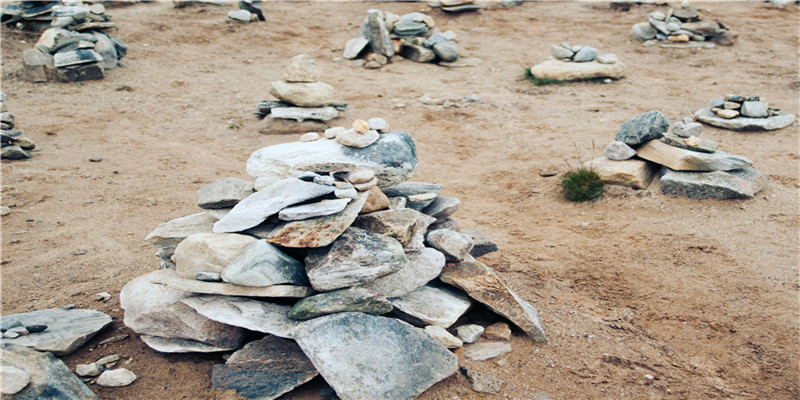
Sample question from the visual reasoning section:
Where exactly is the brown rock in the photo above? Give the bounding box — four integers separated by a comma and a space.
360, 186, 390, 214
483, 322, 512, 341
353, 208, 419, 246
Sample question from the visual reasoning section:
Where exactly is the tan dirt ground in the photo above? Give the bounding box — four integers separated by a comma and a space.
1, 1, 798, 399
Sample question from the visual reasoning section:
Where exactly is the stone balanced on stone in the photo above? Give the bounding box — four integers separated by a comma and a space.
529, 43, 624, 82
630, 1, 737, 48
0, 93, 36, 160
694, 95, 797, 131
130, 125, 547, 400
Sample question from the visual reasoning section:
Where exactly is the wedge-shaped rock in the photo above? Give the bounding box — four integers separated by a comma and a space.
361, 248, 445, 297
139, 335, 237, 353
221, 240, 307, 287
1, 309, 111, 356
197, 177, 254, 209
52, 49, 102, 68
582, 157, 656, 190
660, 167, 768, 200
426, 229, 474, 262
530, 59, 624, 81
288, 287, 392, 320
382, 181, 442, 198
174, 232, 257, 279
213, 178, 335, 233
293, 312, 458, 400
150, 268, 312, 298
247, 131, 418, 188
662, 133, 717, 153
212, 336, 319, 400
278, 198, 350, 222
422, 196, 461, 219
636, 139, 752, 172
144, 212, 216, 249
461, 230, 499, 258
352, 208, 419, 246
440, 258, 547, 342
182, 295, 299, 338
270, 107, 337, 122
343, 37, 369, 59
389, 283, 472, 328
694, 107, 796, 131
268, 81, 334, 107
1, 344, 99, 399
305, 227, 406, 291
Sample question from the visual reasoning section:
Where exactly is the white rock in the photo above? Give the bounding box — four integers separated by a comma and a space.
456, 324, 484, 343
425, 325, 463, 349
299, 132, 320, 142
367, 117, 390, 133
75, 363, 102, 377
324, 126, 345, 139
96, 369, 137, 387
0, 365, 30, 394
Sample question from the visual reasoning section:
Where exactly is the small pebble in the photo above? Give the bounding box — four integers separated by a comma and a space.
96, 292, 112, 301
352, 119, 369, 134
89, 157, 103, 162
324, 127, 345, 139
645, 374, 655, 380
299, 132, 320, 142
25, 325, 47, 333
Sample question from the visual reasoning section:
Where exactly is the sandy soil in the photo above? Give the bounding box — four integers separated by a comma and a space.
1, 1, 798, 399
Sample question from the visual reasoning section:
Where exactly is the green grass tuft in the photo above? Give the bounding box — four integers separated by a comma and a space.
561, 167, 604, 202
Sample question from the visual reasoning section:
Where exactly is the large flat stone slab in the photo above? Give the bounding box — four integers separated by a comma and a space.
174, 232, 257, 279
1, 344, 99, 399
530, 59, 625, 81
221, 240, 308, 287
389, 283, 472, 328
181, 295, 300, 338
150, 268, 313, 298
695, 107, 796, 131
288, 287, 392, 320
582, 157, 656, 189
144, 212, 216, 249
660, 167, 768, 199
1, 309, 111, 356
636, 139, 752, 172
293, 312, 458, 400
361, 247, 446, 298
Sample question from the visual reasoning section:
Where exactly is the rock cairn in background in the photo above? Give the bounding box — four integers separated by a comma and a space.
1, 93, 36, 160
256, 55, 348, 134
586, 110, 767, 199
429, 0, 485, 13
343, 9, 465, 68
18, 2, 127, 83
529, 43, 625, 81
226, 0, 265, 23
694, 95, 797, 131
1, 1, 115, 32
131, 123, 546, 399
630, 1, 737, 48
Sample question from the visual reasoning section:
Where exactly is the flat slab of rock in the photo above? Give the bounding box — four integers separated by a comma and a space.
390, 283, 472, 328
174, 232, 257, 279
352, 208, 420, 246
1, 343, 99, 399
293, 312, 458, 400
463, 342, 512, 361
221, 239, 308, 287
144, 212, 216, 249
660, 167, 768, 199
288, 287, 392, 320
461, 230, 499, 258
440, 259, 547, 342
422, 196, 461, 219
212, 336, 319, 400
530, 59, 625, 81
278, 198, 351, 222
583, 157, 656, 190
268, 81, 334, 107
182, 295, 300, 338
343, 37, 369, 59
149, 268, 312, 298
197, 178, 254, 209
260, 118, 330, 135
382, 181, 442, 198
246, 131, 418, 188
1, 308, 111, 356
139, 335, 238, 353
361, 247, 445, 298
636, 139, 752, 172
694, 107, 796, 131
96, 369, 136, 387
270, 107, 338, 122
426, 229, 474, 262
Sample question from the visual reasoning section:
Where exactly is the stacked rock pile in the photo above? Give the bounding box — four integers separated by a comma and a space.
630, 1, 737, 47
429, 0, 485, 13
226, 0, 265, 23
128, 127, 547, 399
529, 43, 625, 82
1, 1, 115, 32
343, 9, 462, 68
694, 95, 797, 131
586, 110, 767, 199
1, 93, 37, 160
257, 54, 347, 134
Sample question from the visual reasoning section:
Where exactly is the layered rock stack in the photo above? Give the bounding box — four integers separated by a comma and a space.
127, 126, 547, 399
630, 1, 737, 48
1, 93, 37, 160
257, 54, 347, 134
694, 95, 797, 131
429, 0, 485, 13
1, 1, 114, 32
343, 9, 463, 68
529, 43, 625, 82
586, 110, 767, 199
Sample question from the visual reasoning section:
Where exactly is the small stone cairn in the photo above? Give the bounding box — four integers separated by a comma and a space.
226, 0, 265, 23
1, 93, 36, 160
529, 43, 624, 82
19, 2, 127, 83
128, 126, 547, 399
630, 1, 737, 48
587, 110, 767, 199
256, 54, 347, 134
694, 95, 797, 131
343, 9, 464, 68
429, 0, 485, 13
1, 0, 114, 32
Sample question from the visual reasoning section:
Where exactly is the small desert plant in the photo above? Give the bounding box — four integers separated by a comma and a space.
561, 167, 604, 202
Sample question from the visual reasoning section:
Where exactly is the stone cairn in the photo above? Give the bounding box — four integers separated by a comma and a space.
343, 9, 462, 69
126, 126, 547, 399
1, 0, 114, 31
0, 93, 36, 160
694, 95, 797, 131
529, 43, 625, 82
18, 2, 127, 83
256, 54, 347, 134
630, 1, 737, 48
429, 0, 485, 13
587, 110, 767, 200
226, 0, 265, 23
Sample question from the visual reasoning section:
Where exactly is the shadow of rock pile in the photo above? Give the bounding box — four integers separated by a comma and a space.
694, 95, 797, 131
587, 110, 767, 199
1, 93, 37, 160
529, 43, 624, 82
630, 1, 737, 48
128, 127, 546, 399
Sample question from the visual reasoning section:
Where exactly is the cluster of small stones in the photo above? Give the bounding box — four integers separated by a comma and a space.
1, 0, 114, 31
17, 1, 127, 83
630, 1, 737, 47
1, 93, 37, 160
226, 0, 265, 23
530, 44, 624, 82
429, 0, 485, 13
549, 43, 617, 64
708, 95, 776, 120
128, 130, 546, 399
343, 9, 462, 69
590, 110, 767, 199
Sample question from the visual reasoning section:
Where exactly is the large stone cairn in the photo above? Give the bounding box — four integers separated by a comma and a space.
17, 2, 127, 83
129, 128, 547, 399
529, 43, 625, 81
588, 110, 767, 199
692, 95, 797, 131
0, 93, 37, 160
630, 1, 737, 47
343, 9, 461, 68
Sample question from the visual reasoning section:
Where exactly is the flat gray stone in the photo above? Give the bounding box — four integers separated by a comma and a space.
596, 53, 618, 64
1, 309, 111, 356
432, 41, 459, 62
213, 178, 335, 233
293, 312, 458, 400
278, 198, 351, 221
390, 283, 472, 328
197, 178, 254, 209
352, 208, 420, 246
361, 247, 445, 297
530, 59, 625, 81
421, 196, 460, 219
456, 324, 484, 343
392, 13, 429, 36
144, 212, 216, 249
181, 295, 299, 338
149, 268, 313, 298
631, 22, 657, 41
1, 146, 32, 160
636, 139, 752, 171
672, 120, 703, 137
221, 240, 307, 287
174, 232, 257, 279
424, 325, 462, 349
461, 230, 499, 258
662, 133, 718, 153
381, 181, 442, 198
288, 287, 392, 320
52, 49, 102, 68
270, 107, 338, 122
426, 229, 474, 262
336, 128, 379, 148
660, 167, 768, 199
572, 46, 597, 62
343, 37, 369, 60
0, 365, 30, 394
463, 342, 512, 361
614, 110, 669, 146
603, 141, 636, 161
96, 369, 136, 387
695, 107, 795, 131
550, 45, 573, 59
404, 209, 436, 252
1, 344, 98, 399
139, 335, 237, 353
268, 81, 334, 108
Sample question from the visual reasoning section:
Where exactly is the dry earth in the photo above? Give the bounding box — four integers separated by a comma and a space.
1, 1, 798, 399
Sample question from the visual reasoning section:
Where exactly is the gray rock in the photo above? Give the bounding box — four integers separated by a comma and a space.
270, 107, 338, 122
463, 342, 512, 361
382, 181, 442, 198
293, 312, 458, 400
213, 178, 335, 233
336, 129, 380, 148
91, 31, 117, 70
529, 59, 625, 81
366, 9, 394, 57
424, 325, 462, 349
614, 110, 669, 146
465, 369, 503, 394
550, 45, 573, 60
673, 2, 699, 21
288, 287, 392, 320
148, 268, 312, 299
181, 295, 299, 338
433, 40, 459, 62
345, 169, 376, 184
353, 208, 419, 246
52, 49, 102, 68
672, 120, 703, 138
423, 33, 448, 48
572, 46, 597, 62
436, 3, 485, 12
362, 247, 445, 298
631, 22, 657, 41
256, 100, 293, 117
278, 198, 350, 222
662, 133, 718, 153
390, 283, 473, 328
1, 145, 31, 160
75, 363, 103, 377
144, 212, 216, 249
404, 210, 436, 252
695, 107, 796, 131
660, 167, 768, 200
174, 232, 257, 279
305, 227, 406, 291
343, 37, 369, 60
740, 101, 768, 118
0, 365, 30, 394
421, 196, 460, 219
1, 309, 111, 356
228, 9, 252, 22
393, 13, 429, 36
649, 17, 671, 35
139, 335, 237, 353
96, 369, 136, 387
406, 192, 438, 211
1, 344, 98, 399
636, 139, 752, 171
221, 240, 307, 287
456, 324, 484, 343
283, 54, 322, 83
461, 230, 499, 258
426, 229, 474, 262
268, 81, 335, 108
212, 336, 318, 400
400, 43, 436, 63
0, 317, 23, 332
22, 49, 54, 83
603, 141, 637, 161
197, 178, 254, 209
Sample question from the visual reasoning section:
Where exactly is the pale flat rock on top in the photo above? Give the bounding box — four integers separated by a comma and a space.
144, 212, 216, 249
246, 131, 418, 188
530, 59, 625, 81
1, 308, 111, 356
181, 295, 300, 339
268, 80, 334, 107
660, 167, 768, 200
582, 157, 656, 190
636, 139, 752, 172
1, 343, 99, 399
196, 177, 254, 209
150, 268, 313, 298
389, 283, 473, 328
694, 107, 796, 131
